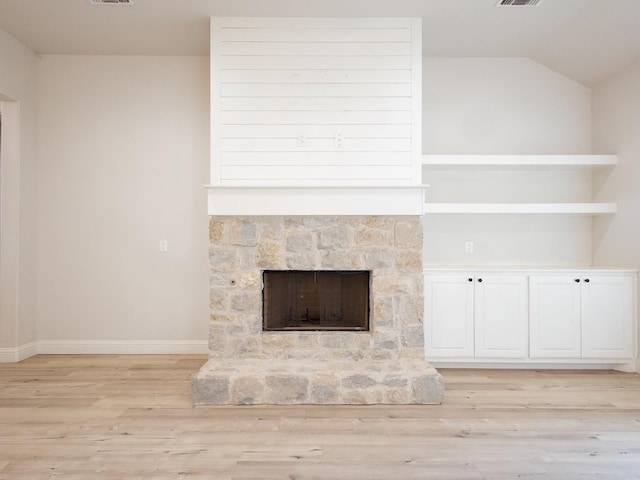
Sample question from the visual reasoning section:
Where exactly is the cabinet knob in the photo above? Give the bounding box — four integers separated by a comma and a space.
477, 278, 483, 283
574, 279, 580, 283
468, 278, 473, 282
584, 278, 590, 283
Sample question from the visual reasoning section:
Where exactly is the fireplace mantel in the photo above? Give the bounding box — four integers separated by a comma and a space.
206, 185, 429, 216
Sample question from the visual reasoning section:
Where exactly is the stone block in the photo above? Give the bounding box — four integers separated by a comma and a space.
384, 389, 411, 404
286, 252, 319, 269
244, 315, 263, 334
230, 292, 261, 313
364, 248, 395, 269
396, 250, 422, 272
355, 227, 393, 246
319, 250, 364, 269
207, 323, 225, 353
229, 220, 258, 247
256, 243, 282, 269
321, 334, 352, 349
395, 220, 422, 248
210, 273, 235, 288
302, 217, 331, 228
401, 326, 425, 348
374, 275, 414, 295
262, 333, 296, 348
261, 221, 284, 241
310, 374, 339, 404
209, 218, 225, 243
285, 231, 315, 252
372, 296, 394, 327
374, 339, 398, 350
209, 247, 238, 272
231, 376, 264, 405
239, 250, 258, 269
362, 216, 396, 229
265, 375, 309, 403
370, 350, 394, 361
209, 313, 235, 324
209, 289, 229, 311
411, 373, 445, 404
382, 375, 408, 387
192, 375, 230, 405
226, 324, 245, 336
238, 271, 261, 289
342, 374, 377, 389
318, 225, 352, 249
396, 294, 425, 324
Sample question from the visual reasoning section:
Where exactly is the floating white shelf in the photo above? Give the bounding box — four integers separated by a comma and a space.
422, 154, 617, 167
423, 203, 618, 215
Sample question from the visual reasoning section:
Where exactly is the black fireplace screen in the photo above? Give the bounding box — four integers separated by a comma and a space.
262, 270, 370, 331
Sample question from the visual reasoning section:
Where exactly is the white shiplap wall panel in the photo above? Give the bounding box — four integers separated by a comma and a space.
210, 17, 421, 186
221, 97, 413, 112
221, 152, 413, 166
220, 125, 412, 139
221, 56, 413, 71
220, 111, 412, 125
220, 70, 412, 84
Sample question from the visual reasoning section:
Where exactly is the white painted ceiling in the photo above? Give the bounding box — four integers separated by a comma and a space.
0, 0, 639, 87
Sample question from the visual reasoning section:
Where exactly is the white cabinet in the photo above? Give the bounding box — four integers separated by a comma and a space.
425, 268, 637, 367
530, 274, 634, 360
474, 275, 528, 358
424, 273, 528, 359
529, 276, 582, 358
424, 274, 474, 358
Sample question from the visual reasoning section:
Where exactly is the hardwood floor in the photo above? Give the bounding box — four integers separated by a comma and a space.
1, 355, 639, 479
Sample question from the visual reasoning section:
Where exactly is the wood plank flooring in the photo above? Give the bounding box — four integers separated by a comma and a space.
1, 355, 639, 479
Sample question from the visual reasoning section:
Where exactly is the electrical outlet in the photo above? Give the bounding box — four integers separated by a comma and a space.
465, 241, 474, 253
296, 135, 306, 147
159, 240, 168, 252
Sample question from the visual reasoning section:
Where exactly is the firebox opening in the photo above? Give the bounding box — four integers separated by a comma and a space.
262, 270, 370, 331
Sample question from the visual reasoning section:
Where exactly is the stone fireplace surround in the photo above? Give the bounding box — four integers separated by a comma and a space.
192, 215, 444, 405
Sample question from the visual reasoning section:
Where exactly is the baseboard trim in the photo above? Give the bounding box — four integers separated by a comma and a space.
0, 342, 38, 363
430, 361, 635, 371
37, 340, 208, 355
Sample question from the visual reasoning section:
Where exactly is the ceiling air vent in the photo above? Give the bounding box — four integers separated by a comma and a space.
496, 0, 543, 6
88, 0, 134, 5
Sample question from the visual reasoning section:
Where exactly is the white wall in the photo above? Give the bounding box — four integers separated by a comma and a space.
422, 57, 594, 266
592, 60, 640, 366
0, 28, 38, 359
592, 61, 640, 270
36, 55, 210, 350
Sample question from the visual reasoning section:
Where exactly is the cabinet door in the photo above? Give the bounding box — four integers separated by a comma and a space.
581, 275, 634, 359
529, 275, 581, 358
424, 274, 474, 358
474, 275, 528, 358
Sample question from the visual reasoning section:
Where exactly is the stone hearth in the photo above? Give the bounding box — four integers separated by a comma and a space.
192, 215, 444, 405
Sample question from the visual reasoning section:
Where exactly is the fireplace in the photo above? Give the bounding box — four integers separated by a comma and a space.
192, 215, 444, 405
263, 270, 370, 331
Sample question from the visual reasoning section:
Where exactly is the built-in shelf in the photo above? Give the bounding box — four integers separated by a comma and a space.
422, 154, 617, 167
421, 154, 618, 216
423, 203, 617, 215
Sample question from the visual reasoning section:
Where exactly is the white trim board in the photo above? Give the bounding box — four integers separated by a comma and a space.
422, 154, 617, 167
37, 340, 208, 355
430, 361, 637, 373
0, 342, 38, 363
423, 203, 617, 215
